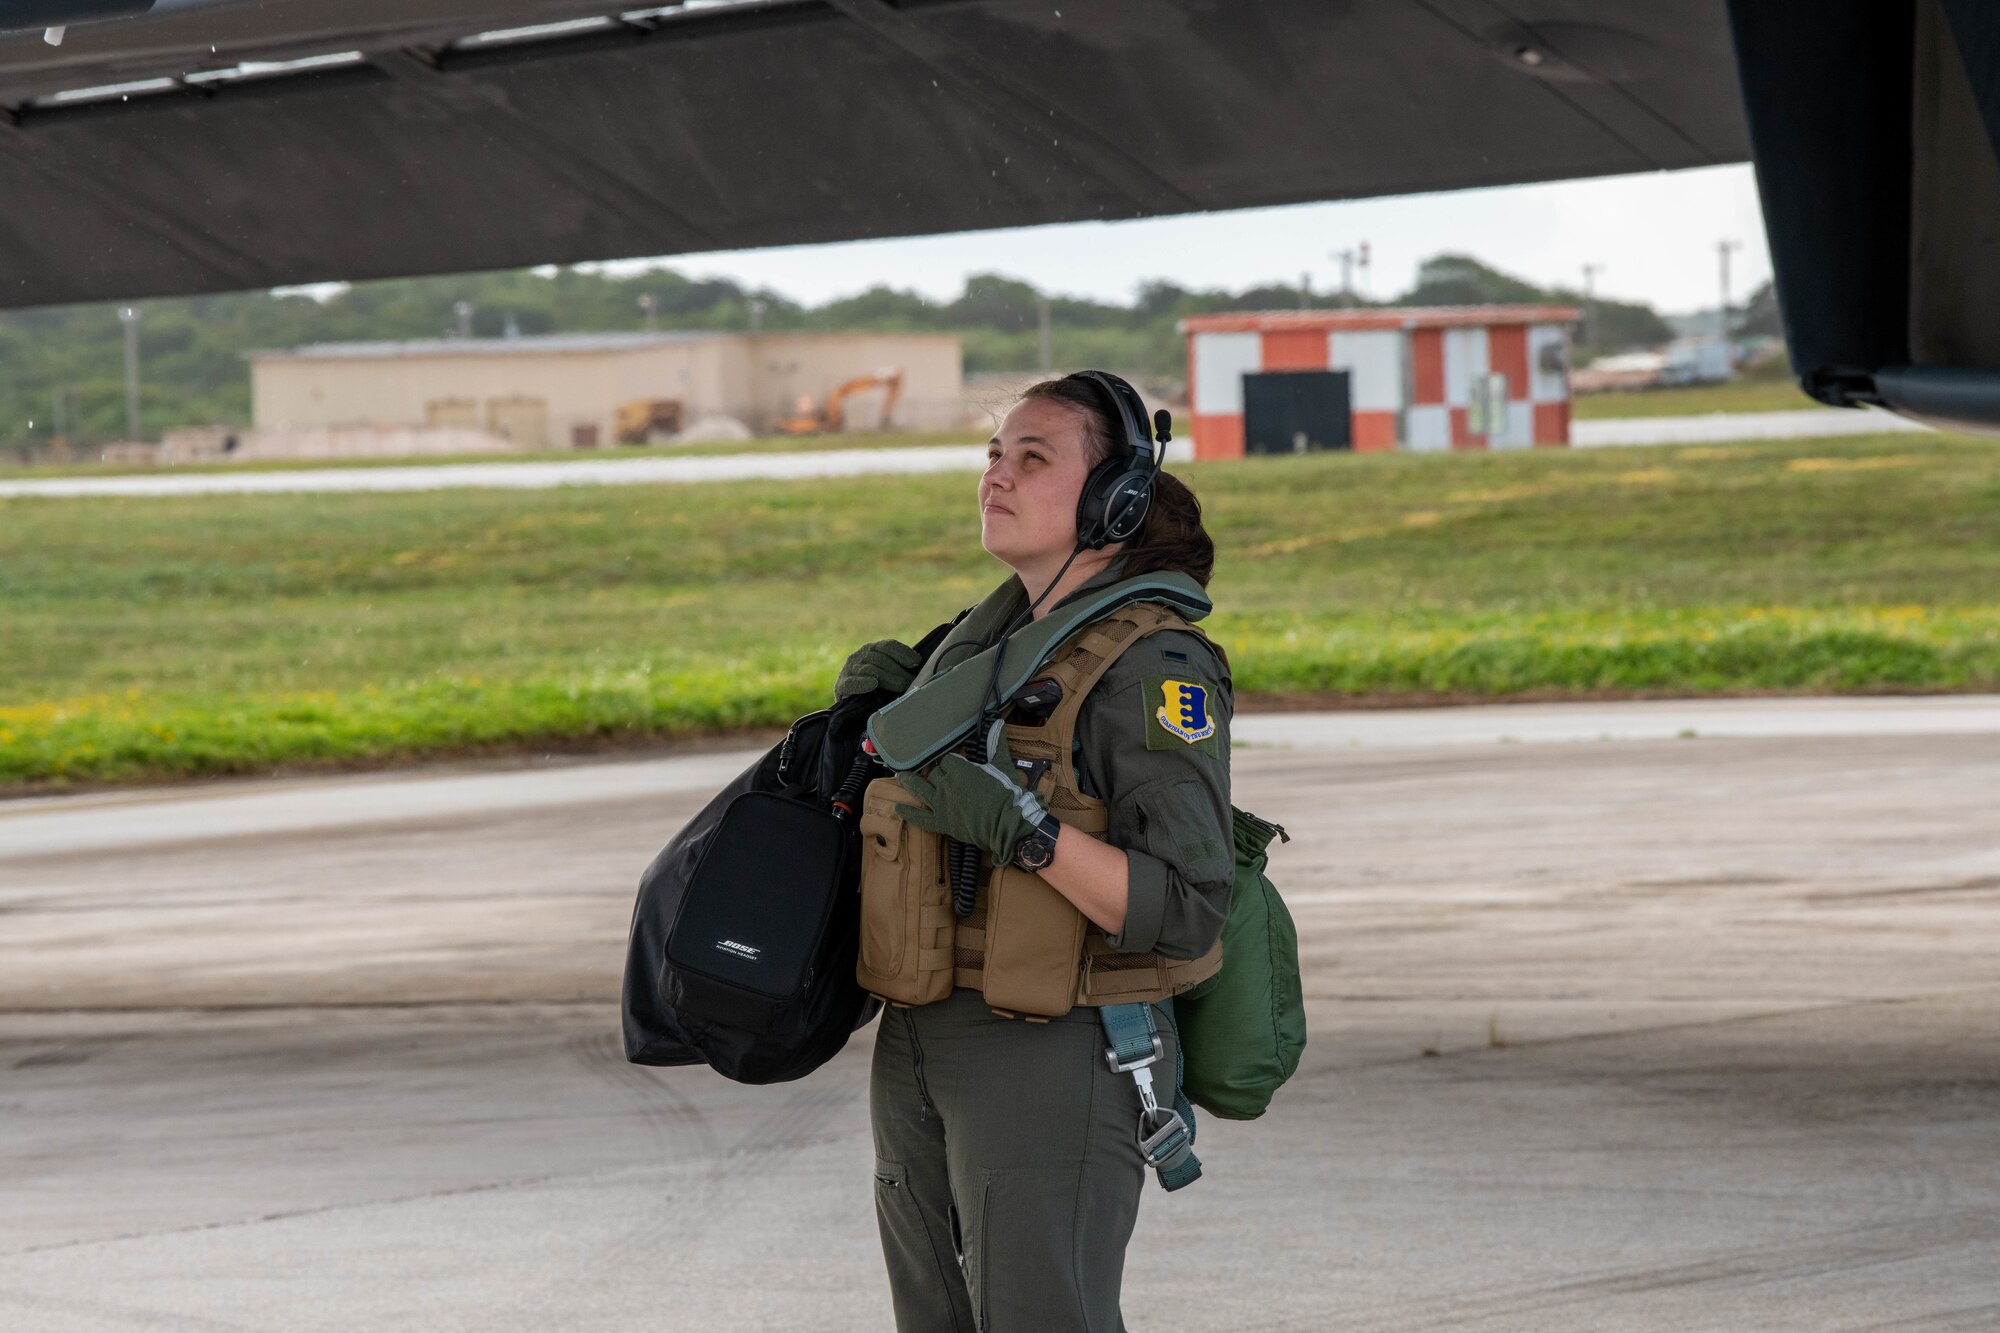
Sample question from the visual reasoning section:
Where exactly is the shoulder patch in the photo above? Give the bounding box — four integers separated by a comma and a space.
1143, 675, 1221, 754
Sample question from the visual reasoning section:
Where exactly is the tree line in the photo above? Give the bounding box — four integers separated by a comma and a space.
0, 253, 1714, 447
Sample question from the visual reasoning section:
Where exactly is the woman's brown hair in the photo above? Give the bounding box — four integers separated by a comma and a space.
1018, 376, 1216, 587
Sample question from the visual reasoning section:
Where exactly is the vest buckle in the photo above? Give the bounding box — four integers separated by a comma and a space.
1138, 1103, 1193, 1163
1103, 1033, 1163, 1075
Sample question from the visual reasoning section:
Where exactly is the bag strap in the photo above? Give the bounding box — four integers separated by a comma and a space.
1099, 1001, 1202, 1191
1033, 603, 1210, 774
866, 571, 1212, 772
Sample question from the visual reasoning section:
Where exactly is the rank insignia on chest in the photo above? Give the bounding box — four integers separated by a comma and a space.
1152, 678, 1217, 744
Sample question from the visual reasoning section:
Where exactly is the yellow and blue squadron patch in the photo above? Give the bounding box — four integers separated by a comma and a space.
1143, 675, 1220, 754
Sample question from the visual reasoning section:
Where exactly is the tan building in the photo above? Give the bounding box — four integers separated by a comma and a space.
249, 330, 963, 448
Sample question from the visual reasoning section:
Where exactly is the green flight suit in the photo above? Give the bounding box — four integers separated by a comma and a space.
869, 557, 1234, 1332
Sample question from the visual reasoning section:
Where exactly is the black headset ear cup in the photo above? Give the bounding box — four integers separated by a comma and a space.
1120, 477, 1155, 537
1069, 371, 1160, 549
1103, 468, 1153, 543
1077, 460, 1156, 549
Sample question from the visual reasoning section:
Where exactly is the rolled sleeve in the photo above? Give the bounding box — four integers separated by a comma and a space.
1114, 847, 1174, 957
1080, 629, 1235, 959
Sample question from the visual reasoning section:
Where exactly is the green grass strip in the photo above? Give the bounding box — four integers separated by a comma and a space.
0, 667, 825, 785
6, 433, 2000, 787
6, 606, 1996, 786
1221, 606, 2000, 695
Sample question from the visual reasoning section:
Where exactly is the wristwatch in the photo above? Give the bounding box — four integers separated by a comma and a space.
1012, 812, 1062, 872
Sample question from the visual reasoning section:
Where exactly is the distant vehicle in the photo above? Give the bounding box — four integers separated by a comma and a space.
1660, 337, 1737, 387
775, 372, 903, 436
1573, 352, 1669, 395
613, 398, 684, 446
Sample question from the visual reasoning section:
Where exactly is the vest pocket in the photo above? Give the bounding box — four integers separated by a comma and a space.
1078, 935, 1224, 1006
980, 865, 1088, 1018
856, 777, 954, 1006
1078, 938, 1171, 1003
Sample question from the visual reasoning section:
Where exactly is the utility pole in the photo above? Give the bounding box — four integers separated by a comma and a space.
1036, 295, 1053, 371
1328, 245, 1370, 305
1298, 272, 1311, 312
119, 306, 142, 442
1580, 263, 1603, 352
1331, 249, 1357, 305
454, 300, 473, 338
1716, 238, 1742, 338
638, 293, 657, 332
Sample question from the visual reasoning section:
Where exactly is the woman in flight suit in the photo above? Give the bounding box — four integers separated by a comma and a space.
833, 372, 1235, 1332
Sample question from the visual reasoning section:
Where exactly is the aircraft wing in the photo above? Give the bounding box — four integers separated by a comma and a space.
7, 1, 1997, 428
1729, 1, 2000, 431
0, 0, 1748, 310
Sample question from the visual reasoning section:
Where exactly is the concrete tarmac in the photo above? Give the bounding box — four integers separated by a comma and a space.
3, 701, 1998, 1330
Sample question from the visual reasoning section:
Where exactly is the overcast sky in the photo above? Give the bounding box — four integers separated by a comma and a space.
599, 162, 1770, 317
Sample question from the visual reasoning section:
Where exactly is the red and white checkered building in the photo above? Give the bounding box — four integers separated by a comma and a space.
1181, 306, 1580, 459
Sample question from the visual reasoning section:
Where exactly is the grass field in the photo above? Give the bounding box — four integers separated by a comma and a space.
1570, 378, 1819, 418
4, 433, 1997, 787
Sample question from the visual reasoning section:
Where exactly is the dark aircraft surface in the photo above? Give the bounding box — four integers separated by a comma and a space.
1, 1, 1996, 429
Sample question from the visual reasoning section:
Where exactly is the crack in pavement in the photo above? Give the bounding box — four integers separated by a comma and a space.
1295, 987, 2000, 1078
0, 1148, 806, 1264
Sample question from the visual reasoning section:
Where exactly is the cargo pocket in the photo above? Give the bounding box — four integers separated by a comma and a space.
980, 865, 1088, 1018
1132, 777, 1234, 891
968, 1165, 1095, 1332
873, 1158, 967, 1315
1078, 937, 1170, 1004
856, 777, 955, 1006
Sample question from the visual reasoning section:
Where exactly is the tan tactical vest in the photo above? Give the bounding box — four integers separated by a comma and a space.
855, 602, 1225, 1019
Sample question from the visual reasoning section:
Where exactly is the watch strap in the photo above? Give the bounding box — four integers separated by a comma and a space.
1013, 813, 1061, 869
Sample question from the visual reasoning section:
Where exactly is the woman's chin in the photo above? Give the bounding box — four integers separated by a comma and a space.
979, 525, 1017, 562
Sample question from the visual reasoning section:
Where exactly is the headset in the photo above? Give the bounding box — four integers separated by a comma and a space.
1069, 370, 1172, 550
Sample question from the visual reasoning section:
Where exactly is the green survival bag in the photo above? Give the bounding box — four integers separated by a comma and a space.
1174, 808, 1306, 1120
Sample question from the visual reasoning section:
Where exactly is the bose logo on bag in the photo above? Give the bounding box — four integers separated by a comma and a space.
714, 939, 762, 961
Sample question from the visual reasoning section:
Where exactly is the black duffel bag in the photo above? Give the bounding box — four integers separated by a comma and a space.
621, 618, 959, 1084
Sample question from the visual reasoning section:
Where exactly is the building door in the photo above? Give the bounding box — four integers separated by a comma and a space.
1466, 373, 1511, 446
1242, 371, 1352, 454
425, 398, 479, 429
487, 396, 549, 450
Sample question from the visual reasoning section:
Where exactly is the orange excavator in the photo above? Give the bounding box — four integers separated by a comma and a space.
774, 371, 903, 435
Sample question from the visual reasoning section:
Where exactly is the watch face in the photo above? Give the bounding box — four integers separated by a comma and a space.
1016, 831, 1056, 871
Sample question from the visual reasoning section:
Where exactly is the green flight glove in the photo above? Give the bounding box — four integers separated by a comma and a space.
835, 638, 925, 701
893, 722, 1050, 865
